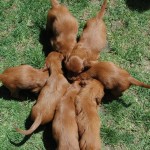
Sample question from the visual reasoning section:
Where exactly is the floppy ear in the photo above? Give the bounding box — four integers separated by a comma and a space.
83, 60, 90, 67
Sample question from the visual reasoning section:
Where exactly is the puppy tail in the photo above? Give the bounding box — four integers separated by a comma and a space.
97, 0, 107, 19
15, 114, 42, 135
51, 0, 60, 8
129, 76, 150, 89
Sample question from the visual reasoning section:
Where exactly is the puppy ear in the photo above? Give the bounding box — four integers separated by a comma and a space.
83, 60, 89, 67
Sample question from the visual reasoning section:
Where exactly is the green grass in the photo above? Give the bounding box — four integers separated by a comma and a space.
0, 0, 150, 149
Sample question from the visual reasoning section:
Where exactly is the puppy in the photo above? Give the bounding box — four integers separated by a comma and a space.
65, 0, 107, 73
16, 52, 70, 135
52, 81, 81, 150
78, 61, 150, 97
46, 0, 78, 57
75, 79, 104, 150
0, 65, 49, 98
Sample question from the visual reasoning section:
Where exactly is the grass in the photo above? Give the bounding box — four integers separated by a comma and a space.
0, 0, 150, 149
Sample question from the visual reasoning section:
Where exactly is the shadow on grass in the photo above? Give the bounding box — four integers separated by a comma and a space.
9, 114, 46, 146
39, 27, 54, 57
102, 89, 132, 108
8, 115, 33, 146
43, 122, 57, 150
0, 86, 37, 101
9, 134, 32, 147
9, 112, 56, 149
125, 0, 150, 12
0, 86, 11, 100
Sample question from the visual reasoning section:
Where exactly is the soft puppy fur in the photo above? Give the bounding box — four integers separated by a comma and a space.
52, 81, 81, 150
78, 61, 150, 97
0, 65, 49, 98
46, 0, 78, 57
75, 79, 104, 150
16, 52, 70, 135
65, 0, 107, 73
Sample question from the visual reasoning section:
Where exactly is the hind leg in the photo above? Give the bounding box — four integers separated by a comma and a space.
111, 82, 130, 98
111, 88, 123, 98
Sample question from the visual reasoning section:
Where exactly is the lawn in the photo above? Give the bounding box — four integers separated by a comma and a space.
0, 0, 150, 149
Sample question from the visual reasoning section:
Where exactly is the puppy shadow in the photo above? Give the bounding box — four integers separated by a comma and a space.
77, 35, 80, 42
125, 0, 150, 12
43, 122, 57, 150
15, 117, 57, 149
9, 134, 32, 147
9, 114, 45, 147
9, 115, 32, 146
0, 86, 11, 100
102, 89, 132, 108
0, 86, 37, 101
39, 27, 53, 57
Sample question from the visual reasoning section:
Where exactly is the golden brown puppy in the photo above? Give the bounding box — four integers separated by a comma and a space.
75, 79, 104, 150
46, 0, 78, 57
65, 0, 107, 73
52, 81, 81, 150
0, 65, 49, 98
78, 61, 150, 97
16, 52, 70, 135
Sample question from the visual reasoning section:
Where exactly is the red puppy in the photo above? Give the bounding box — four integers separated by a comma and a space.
65, 0, 107, 73
0, 65, 49, 98
52, 81, 81, 150
75, 79, 104, 150
16, 52, 70, 135
47, 0, 78, 57
79, 61, 150, 97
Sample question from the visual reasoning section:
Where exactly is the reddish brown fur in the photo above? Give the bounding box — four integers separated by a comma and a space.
65, 0, 107, 73
16, 52, 70, 135
46, 0, 78, 57
79, 61, 150, 97
43, 51, 64, 72
0, 65, 49, 98
75, 79, 104, 150
52, 81, 81, 150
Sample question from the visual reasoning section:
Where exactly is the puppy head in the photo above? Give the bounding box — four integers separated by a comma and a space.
65, 55, 84, 73
43, 52, 64, 71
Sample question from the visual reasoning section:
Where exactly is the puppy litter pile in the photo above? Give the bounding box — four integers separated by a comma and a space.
0, 0, 150, 149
